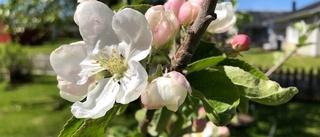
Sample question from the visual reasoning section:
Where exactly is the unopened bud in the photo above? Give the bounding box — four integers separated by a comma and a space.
231, 34, 251, 51
164, 0, 184, 17
178, 0, 203, 25
145, 5, 180, 49
141, 71, 191, 111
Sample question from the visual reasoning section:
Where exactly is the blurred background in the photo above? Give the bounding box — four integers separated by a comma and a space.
0, 0, 319, 136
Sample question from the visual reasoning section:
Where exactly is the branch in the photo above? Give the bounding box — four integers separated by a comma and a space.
171, 0, 218, 72
264, 48, 297, 77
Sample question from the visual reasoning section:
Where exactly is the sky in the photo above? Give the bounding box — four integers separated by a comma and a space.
237, 0, 319, 11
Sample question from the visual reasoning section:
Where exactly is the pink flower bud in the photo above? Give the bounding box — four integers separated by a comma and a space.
231, 34, 251, 51
178, 0, 203, 25
141, 71, 191, 111
192, 119, 207, 132
164, 0, 184, 17
145, 5, 180, 48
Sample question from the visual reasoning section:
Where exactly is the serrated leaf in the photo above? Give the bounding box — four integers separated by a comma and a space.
58, 117, 85, 137
190, 41, 223, 62
119, 4, 152, 14
217, 58, 268, 80
187, 69, 239, 125
59, 106, 120, 137
186, 55, 226, 73
221, 66, 298, 105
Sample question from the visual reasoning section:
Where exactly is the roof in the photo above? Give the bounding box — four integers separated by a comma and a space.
265, 1, 320, 23
243, 11, 289, 28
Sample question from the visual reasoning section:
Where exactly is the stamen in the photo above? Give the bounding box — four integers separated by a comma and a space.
91, 49, 128, 80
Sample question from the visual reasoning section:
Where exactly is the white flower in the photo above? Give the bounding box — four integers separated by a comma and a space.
141, 71, 191, 111
50, 0, 152, 118
57, 75, 95, 102
207, 2, 236, 34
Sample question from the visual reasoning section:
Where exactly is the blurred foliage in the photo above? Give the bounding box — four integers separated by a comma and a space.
0, 0, 77, 45
0, 43, 33, 84
0, 0, 165, 45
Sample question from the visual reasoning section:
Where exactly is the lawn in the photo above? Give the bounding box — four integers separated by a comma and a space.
239, 47, 320, 72
0, 75, 72, 137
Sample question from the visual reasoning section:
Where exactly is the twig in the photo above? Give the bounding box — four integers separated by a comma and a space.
171, 0, 218, 72
264, 48, 297, 77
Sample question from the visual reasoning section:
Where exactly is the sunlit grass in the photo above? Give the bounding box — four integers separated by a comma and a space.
0, 75, 72, 137
239, 47, 320, 72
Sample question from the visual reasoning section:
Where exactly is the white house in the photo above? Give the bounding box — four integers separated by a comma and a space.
265, 1, 320, 57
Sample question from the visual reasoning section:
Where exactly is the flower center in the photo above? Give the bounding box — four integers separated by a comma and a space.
93, 49, 128, 79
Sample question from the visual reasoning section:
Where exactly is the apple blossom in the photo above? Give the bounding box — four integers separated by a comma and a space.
231, 34, 251, 51
50, 0, 152, 118
164, 0, 184, 17
178, 0, 203, 25
57, 75, 95, 102
141, 71, 191, 111
145, 5, 180, 48
207, 2, 236, 33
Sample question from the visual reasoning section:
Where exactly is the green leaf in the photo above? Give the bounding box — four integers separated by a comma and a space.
180, 95, 200, 118
58, 117, 85, 137
148, 108, 173, 136
58, 105, 120, 137
169, 114, 185, 135
217, 58, 269, 80
186, 55, 226, 73
119, 4, 152, 14
187, 69, 240, 126
221, 66, 298, 105
238, 96, 249, 114
190, 41, 223, 62
117, 104, 128, 115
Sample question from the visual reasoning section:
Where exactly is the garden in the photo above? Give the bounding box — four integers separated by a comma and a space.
0, 0, 319, 137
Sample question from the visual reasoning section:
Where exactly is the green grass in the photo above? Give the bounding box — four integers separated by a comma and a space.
0, 75, 72, 137
231, 101, 320, 137
239, 48, 320, 72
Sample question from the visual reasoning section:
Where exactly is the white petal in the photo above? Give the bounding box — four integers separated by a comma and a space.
50, 41, 99, 84
116, 61, 148, 104
207, 2, 236, 34
140, 79, 165, 109
75, 1, 119, 53
57, 76, 95, 102
71, 78, 119, 119
112, 8, 152, 61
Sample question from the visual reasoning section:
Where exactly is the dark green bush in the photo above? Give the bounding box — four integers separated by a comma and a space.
0, 43, 33, 84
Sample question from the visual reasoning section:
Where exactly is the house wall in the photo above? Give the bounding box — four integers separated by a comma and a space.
284, 13, 320, 57
295, 27, 320, 57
